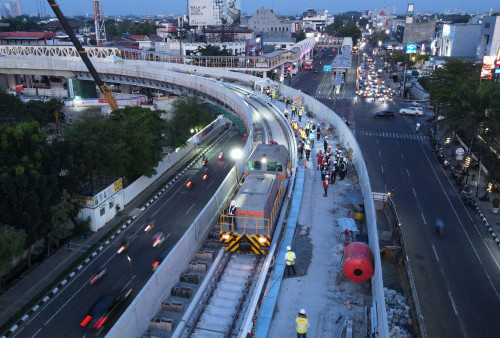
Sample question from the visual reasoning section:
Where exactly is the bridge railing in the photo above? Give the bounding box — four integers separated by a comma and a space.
0, 44, 302, 71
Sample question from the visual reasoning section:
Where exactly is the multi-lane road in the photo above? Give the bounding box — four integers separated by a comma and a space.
15, 131, 245, 337
290, 48, 500, 337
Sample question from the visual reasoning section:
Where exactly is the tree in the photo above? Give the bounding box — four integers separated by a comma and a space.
337, 22, 361, 45
107, 106, 167, 181
423, 58, 482, 108
61, 111, 110, 195
437, 80, 500, 160
297, 30, 306, 42
0, 92, 26, 123
165, 95, 217, 149
47, 190, 76, 255
359, 18, 369, 28
369, 31, 388, 47
195, 44, 232, 56
0, 225, 26, 278
0, 121, 62, 263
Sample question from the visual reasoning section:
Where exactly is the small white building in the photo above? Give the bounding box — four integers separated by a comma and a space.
73, 178, 125, 232
302, 9, 335, 32
247, 6, 293, 42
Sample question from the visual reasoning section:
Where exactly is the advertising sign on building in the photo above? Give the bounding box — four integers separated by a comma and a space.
406, 43, 417, 54
188, 0, 241, 26
481, 55, 496, 80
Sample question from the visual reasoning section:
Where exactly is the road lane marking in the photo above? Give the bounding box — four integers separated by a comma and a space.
186, 203, 196, 214
412, 187, 418, 199
406, 168, 410, 176
448, 291, 459, 316
378, 150, 381, 158
381, 165, 384, 174
419, 142, 500, 300
151, 183, 185, 218
401, 153, 404, 160
421, 212, 427, 225
207, 181, 214, 189
432, 245, 440, 262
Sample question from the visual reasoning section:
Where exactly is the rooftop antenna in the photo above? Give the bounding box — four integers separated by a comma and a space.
93, 0, 107, 46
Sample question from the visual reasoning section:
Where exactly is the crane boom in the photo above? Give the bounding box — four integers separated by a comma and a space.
47, 0, 119, 111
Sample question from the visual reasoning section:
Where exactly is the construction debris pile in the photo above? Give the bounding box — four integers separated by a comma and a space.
384, 288, 412, 337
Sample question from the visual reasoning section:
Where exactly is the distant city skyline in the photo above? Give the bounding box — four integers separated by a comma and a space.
21, 0, 500, 17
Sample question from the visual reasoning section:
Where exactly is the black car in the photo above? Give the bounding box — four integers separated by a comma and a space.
80, 287, 132, 330
373, 110, 396, 119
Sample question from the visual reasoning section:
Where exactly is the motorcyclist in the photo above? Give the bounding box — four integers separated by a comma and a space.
435, 219, 444, 236
202, 154, 207, 165
219, 150, 224, 159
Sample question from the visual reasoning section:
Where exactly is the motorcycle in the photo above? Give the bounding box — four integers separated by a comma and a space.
218, 151, 224, 160
435, 219, 445, 237
463, 195, 476, 208
89, 266, 106, 285
186, 177, 194, 189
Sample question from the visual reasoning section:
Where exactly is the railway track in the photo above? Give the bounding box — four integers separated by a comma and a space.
144, 85, 296, 338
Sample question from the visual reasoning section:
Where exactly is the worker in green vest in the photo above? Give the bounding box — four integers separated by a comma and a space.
298, 107, 303, 122
296, 309, 309, 338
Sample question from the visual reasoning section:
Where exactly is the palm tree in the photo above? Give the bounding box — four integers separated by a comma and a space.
437, 80, 500, 157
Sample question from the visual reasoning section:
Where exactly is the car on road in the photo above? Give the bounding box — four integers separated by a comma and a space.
399, 107, 424, 116
152, 232, 166, 247
117, 239, 130, 254
152, 246, 174, 271
80, 287, 132, 330
89, 266, 107, 286
373, 110, 396, 119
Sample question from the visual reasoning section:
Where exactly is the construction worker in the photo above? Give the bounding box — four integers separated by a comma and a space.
291, 103, 296, 117
285, 246, 297, 276
304, 142, 311, 161
284, 108, 289, 120
305, 122, 310, 136
296, 309, 309, 338
228, 200, 237, 230
298, 107, 303, 122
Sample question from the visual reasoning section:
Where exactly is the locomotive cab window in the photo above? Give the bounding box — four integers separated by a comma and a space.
247, 161, 262, 171
266, 161, 282, 172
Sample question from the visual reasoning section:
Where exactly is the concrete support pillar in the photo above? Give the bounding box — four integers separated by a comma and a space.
7, 74, 16, 89
262, 71, 267, 79
280, 64, 285, 83
0, 74, 8, 90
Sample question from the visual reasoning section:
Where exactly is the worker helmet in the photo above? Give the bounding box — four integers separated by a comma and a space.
287, 246, 291, 251
299, 309, 306, 315
230, 200, 236, 206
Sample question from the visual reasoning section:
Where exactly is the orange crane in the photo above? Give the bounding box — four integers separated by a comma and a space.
46, 0, 119, 111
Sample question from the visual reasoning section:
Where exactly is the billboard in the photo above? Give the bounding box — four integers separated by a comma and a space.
188, 0, 241, 27
481, 55, 496, 80
406, 43, 417, 54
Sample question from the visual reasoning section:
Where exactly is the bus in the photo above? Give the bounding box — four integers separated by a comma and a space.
303, 59, 314, 70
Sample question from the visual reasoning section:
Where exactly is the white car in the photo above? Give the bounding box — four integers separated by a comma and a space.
399, 107, 424, 116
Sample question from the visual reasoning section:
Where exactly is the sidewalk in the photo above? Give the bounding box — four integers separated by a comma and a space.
436, 136, 500, 249
265, 105, 370, 337
0, 127, 226, 329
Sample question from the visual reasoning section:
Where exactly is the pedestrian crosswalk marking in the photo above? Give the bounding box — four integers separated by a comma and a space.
357, 130, 428, 141
312, 95, 356, 100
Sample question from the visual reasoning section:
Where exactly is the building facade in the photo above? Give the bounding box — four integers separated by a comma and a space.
247, 7, 292, 42
403, 18, 436, 44
478, 14, 500, 59
302, 8, 334, 32
436, 23, 482, 58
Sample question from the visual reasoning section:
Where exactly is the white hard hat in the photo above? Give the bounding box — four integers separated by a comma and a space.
287, 246, 291, 251
299, 309, 306, 315
230, 200, 236, 206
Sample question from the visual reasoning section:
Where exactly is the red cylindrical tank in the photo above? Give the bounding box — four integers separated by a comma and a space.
342, 242, 373, 283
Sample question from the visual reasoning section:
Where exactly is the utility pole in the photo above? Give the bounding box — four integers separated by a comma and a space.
401, 63, 407, 98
